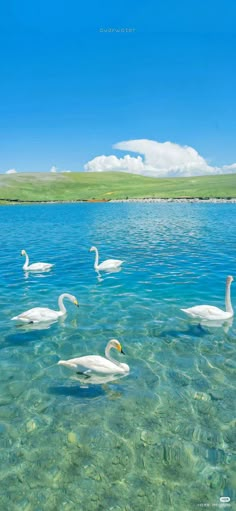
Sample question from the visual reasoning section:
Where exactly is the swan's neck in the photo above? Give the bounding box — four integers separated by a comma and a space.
58, 294, 68, 314
94, 248, 99, 269
105, 345, 121, 368
23, 252, 29, 269
225, 281, 233, 314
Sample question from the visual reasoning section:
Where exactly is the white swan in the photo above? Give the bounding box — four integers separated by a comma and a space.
90, 246, 124, 271
11, 293, 79, 324
58, 339, 130, 375
181, 276, 234, 321
21, 249, 54, 271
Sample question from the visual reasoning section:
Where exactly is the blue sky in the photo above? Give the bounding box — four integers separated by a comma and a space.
0, 0, 236, 175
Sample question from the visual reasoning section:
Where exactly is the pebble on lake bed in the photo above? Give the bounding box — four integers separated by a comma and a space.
26, 420, 37, 432
193, 392, 211, 401
67, 431, 80, 445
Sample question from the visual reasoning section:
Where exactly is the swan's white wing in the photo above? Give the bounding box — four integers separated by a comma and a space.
12, 307, 59, 323
181, 305, 228, 320
62, 355, 124, 375
27, 262, 54, 271
98, 259, 124, 270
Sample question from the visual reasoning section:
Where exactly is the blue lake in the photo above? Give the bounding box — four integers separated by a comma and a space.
0, 203, 235, 510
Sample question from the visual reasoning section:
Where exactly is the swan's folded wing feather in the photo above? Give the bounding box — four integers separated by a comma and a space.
182, 305, 225, 319
202, 306, 224, 316
70, 355, 119, 374
28, 262, 53, 270
106, 259, 123, 265
11, 307, 39, 322
99, 259, 123, 269
13, 307, 57, 322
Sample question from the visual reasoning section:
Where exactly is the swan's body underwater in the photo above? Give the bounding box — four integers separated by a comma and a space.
11, 293, 79, 324
21, 250, 54, 271
90, 246, 124, 271
181, 276, 234, 321
58, 339, 130, 375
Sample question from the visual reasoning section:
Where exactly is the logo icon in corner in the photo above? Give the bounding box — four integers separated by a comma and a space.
220, 496, 230, 503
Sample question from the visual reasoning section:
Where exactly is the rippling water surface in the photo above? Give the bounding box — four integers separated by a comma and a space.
0, 203, 235, 510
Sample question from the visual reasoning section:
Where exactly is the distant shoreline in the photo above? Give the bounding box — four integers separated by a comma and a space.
1, 197, 236, 205
111, 198, 236, 203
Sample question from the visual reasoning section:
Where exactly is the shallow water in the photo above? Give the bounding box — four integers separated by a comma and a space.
0, 203, 235, 510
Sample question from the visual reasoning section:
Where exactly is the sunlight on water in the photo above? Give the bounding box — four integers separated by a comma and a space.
0, 203, 235, 510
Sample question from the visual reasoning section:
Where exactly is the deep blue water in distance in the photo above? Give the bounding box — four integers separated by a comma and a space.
0, 203, 235, 510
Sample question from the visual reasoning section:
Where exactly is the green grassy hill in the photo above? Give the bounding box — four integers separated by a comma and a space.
0, 172, 236, 203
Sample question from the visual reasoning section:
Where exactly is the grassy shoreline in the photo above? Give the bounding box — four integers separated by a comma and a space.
0, 171, 236, 204
1, 198, 236, 205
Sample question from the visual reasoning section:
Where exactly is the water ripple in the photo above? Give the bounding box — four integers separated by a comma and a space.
0, 203, 235, 510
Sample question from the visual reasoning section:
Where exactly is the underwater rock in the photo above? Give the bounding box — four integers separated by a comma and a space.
26, 420, 36, 433
67, 431, 80, 445
207, 470, 226, 489
84, 465, 101, 481
140, 430, 159, 446
193, 392, 211, 401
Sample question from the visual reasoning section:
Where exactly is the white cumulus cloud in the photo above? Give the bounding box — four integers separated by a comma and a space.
5, 168, 17, 174
84, 139, 236, 177
221, 163, 236, 172
50, 165, 57, 173
84, 154, 145, 173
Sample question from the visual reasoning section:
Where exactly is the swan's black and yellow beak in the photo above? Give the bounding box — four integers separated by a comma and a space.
74, 300, 79, 307
121, 348, 125, 355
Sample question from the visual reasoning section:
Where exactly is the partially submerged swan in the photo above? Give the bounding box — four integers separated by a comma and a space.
181, 276, 234, 321
11, 293, 79, 324
58, 339, 129, 375
21, 249, 54, 271
90, 246, 124, 271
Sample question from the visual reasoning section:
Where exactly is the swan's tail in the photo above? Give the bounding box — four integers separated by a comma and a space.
58, 360, 76, 369
11, 316, 33, 323
58, 360, 66, 366
180, 308, 190, 315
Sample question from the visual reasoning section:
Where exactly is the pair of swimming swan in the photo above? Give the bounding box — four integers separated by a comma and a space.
13, 270, 234, 325
11, 295, 130, 376
21, 247, 123, 273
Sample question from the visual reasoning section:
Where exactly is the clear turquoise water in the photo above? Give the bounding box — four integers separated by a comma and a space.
0, 203, 235, 511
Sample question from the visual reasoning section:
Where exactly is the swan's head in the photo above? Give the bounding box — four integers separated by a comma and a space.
21, 249, 26, 256
68, 294, 79, 307
227, 276, 234, 285
90, 246, 96, 253
108, 339, 125, 354
72, 297, 79, 307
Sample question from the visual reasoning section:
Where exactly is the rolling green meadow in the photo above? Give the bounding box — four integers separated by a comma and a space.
0, 171, 236, 203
